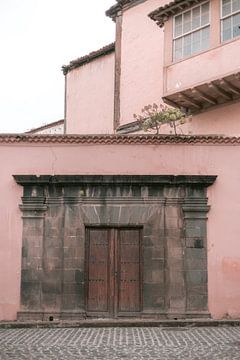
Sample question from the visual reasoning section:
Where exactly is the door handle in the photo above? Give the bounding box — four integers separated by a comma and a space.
114, 271, 118, 277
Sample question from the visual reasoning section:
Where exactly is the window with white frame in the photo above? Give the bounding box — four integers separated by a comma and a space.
221, 0, 240, 42
173, 2, 210, 61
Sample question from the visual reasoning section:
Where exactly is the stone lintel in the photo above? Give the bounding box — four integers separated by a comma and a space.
13, 175, 217, 187
19, 204, 48, 212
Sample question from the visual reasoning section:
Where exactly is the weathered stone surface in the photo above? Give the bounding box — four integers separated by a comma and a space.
21, 282, 41, 309
143, 284, 165, 309
16, 175, 214, 320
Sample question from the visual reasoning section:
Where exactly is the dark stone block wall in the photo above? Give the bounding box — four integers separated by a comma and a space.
14, 175, 216, 320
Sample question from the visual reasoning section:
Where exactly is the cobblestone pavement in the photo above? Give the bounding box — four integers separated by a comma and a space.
0, 327, 240, 360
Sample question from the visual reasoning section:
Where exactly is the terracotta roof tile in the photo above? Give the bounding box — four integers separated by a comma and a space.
0, 134, 240, 145
106, 0, 143, 20
106, 0, 130, 19
62, 43, 115, 74
149, 0, 206, 27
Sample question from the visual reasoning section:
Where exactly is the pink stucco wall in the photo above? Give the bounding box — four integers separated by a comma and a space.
66, 52, 115, 134
165, 39, 240, 95
1, 141, 240, 320
120, 0, 165, 125
155, 101, 240, 136
182, 102, 240, 136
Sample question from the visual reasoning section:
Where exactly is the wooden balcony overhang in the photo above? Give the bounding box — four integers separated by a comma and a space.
163, 71, 240, 113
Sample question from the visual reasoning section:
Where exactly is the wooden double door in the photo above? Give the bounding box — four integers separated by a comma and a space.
85, 227, 142, 317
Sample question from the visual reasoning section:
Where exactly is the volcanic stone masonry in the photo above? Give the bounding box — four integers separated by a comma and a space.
14, 175, 216, 321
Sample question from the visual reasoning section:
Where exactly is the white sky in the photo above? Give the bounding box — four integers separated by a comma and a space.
0, 0, 115, 133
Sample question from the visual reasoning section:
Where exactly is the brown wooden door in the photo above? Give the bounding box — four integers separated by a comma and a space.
117, 228, 142, 315
85, 227, 142, 317
85, 228, 111, 314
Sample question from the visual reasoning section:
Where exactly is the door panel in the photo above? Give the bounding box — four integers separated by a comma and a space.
86, 227, 142, 317
118, 229, 141, 313
86, 228, 110, 313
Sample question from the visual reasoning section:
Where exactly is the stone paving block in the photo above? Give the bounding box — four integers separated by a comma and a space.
1, 326, 240, 359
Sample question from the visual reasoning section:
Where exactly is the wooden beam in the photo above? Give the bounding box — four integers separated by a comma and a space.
208, 82, 232, 100
163, 96, 183, 108
234, 73, 240, 81
192, 88, 217, 105
178, 93, 202, 109
113, 13, 123, 131
219, 79, 240, 95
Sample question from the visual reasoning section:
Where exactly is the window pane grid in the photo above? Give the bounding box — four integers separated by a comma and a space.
174, 2, 210, 40
173, 2, 210, 61
222, 8, 240, 19
174, 23, 210, 40
221, 0, 240, 41
174, 26, 210, 60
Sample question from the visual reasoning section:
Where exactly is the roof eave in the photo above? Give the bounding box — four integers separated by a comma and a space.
105, 3, 122, 20
106, 0, 145, 20
62, 43, 115, 75
149, 0, 206, 28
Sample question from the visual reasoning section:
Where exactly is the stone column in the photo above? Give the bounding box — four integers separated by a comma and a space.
41, 185, 65, 320
142, 201, 166, 316
164, 197, 186, 318
182, 188, 210, 316
18, 186, 47, 320
61, 189, 85, 319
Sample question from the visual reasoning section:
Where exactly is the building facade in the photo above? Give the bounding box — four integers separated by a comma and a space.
1, 0, 240, 321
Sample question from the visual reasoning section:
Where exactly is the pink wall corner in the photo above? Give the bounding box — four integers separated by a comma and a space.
120, 0, 166, 126
1, 142, 240, 319
66, 52, 115, 134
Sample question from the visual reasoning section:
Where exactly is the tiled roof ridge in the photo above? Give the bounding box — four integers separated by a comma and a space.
25, 119, 64, 134
0, 134, 239, 145
62, 43, 115, 75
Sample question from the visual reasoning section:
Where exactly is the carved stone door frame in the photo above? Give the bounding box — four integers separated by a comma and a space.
14, 175, 217, 321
